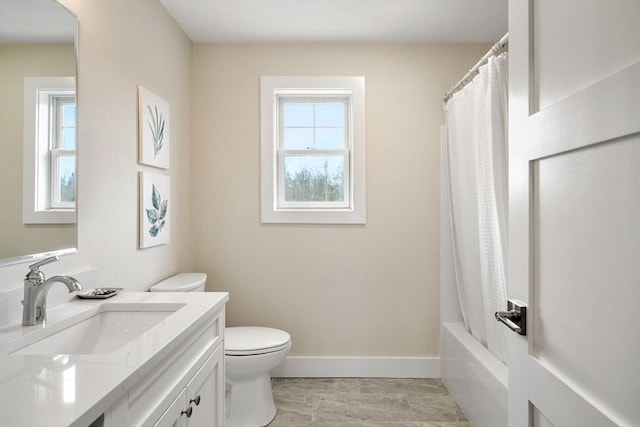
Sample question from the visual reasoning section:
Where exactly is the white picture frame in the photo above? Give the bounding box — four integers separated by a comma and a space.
139, 172, 170, 248
138, 86, 170, 169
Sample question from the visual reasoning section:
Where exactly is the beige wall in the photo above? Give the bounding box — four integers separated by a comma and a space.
192, 43, 488, 357
0, 2, 488, 358
0, 44, 76, 260
0, 0, 193, 292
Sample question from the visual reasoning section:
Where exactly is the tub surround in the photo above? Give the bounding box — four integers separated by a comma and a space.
440, 323, 508, 426
439, 131, 508, 425
0, 291, 228, 427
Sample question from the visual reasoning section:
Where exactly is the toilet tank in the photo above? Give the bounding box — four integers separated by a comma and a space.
149, 273, 207, 292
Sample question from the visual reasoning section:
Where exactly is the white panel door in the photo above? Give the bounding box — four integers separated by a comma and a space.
507, 1, 640, 426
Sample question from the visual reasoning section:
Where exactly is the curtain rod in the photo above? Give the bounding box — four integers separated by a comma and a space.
443, 33, 509, 103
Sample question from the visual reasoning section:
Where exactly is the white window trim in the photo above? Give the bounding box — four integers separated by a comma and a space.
260, 76, 366, 224
23, 76, 76, 224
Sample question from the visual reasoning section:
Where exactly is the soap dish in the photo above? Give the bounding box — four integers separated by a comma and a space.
77, 288, 123, 299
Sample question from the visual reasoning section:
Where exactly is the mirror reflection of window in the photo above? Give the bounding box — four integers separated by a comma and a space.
23, 76, 77, 224
50, 94, 76, 209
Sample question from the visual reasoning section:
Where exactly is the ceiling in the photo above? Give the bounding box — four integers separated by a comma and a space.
0, 0, 76, 43
0, 0, 507, 44
160, 0, 508, 43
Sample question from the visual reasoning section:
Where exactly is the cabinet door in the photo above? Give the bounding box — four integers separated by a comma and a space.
153, 389, 187, 427
186, 344, 224, 427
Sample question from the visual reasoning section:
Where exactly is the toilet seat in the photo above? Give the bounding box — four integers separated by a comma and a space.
225, 327, 291, 356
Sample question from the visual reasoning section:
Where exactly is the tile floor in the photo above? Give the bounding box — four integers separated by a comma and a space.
267, 378, 470, 427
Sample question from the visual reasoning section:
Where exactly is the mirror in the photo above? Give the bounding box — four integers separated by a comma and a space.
0, 0, 78, 266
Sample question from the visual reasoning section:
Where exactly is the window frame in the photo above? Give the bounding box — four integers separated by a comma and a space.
49, 94, 76, 209
260, 76, 366, 224
277, 94, 351, 209
23, 76, 76, 224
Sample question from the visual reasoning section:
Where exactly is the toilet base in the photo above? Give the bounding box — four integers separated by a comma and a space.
225, 372, 277, 427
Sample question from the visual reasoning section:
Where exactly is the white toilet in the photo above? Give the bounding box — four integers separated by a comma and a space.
150, 273, 291, 427
225, 326, 291, 427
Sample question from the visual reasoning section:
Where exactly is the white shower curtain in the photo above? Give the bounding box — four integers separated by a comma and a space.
444, 53, 509, 363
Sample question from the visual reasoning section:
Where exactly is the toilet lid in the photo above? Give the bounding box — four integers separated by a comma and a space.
225, 327, 291, 356
150, 273, 207, 292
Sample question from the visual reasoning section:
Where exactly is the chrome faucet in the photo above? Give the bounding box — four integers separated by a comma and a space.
22, 256, 82, 326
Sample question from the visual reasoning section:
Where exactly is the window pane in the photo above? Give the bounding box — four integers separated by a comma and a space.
283, 128, 313, 149
284, 103, 313, 127
57, 155, 76, 203
315, 128, 345, 149
283, 155, 344, 202
315, 103, 345, 127
62, 128, 76, 149
62, 104, 76, 127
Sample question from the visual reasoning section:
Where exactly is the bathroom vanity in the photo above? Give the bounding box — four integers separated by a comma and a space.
0, 291, 228, 427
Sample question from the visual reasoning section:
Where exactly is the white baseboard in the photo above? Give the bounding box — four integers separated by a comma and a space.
271, 356, 440, 378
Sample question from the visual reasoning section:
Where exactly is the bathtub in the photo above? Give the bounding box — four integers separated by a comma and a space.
440, 129, 508, 426
441, 322, 508, 427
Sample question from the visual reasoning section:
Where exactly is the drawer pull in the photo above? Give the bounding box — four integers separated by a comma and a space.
181, 406, 193, 418
190, 395, 201, 406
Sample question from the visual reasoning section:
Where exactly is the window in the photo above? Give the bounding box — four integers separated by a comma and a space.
261, 76, 366, 224
23, 77, 76, 224
49, 94, 76, 209
278, 96, 350, 208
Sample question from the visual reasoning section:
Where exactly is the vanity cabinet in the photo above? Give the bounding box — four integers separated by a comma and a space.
0, 292, 229, 427
104, 305, 225, 427
154, 388, 188, 427
154, 344, 224, 427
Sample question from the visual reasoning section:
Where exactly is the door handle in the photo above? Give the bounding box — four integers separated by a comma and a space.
495, 299, 527, 336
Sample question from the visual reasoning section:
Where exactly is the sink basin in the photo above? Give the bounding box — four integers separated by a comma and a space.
10, 303, 183, 355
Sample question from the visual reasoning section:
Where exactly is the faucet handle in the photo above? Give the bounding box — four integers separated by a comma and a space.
26, 256, 59, 283
28, 256, 59, 273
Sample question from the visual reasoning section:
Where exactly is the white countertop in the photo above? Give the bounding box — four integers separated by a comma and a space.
0, 291, 228, 427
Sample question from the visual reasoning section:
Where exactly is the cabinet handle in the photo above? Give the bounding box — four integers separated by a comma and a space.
181, 406, 193, 418
190, 395, 201, 406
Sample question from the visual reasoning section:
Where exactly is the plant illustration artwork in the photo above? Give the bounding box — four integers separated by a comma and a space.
146, 183, 168, 237
147, 105, 165, 158
140, 172, 170, 248
138, 86, 170, 169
